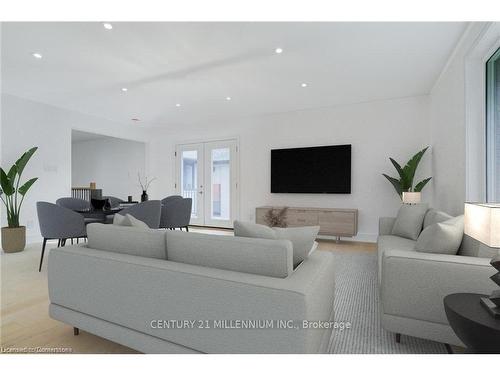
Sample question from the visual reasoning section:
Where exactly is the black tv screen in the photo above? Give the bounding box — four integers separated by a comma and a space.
271, 145, 351, 194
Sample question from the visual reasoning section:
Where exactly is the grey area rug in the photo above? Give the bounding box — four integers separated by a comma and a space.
327, 250, 447, 354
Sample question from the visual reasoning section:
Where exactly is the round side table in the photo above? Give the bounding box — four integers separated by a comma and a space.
444, 293, 500, 353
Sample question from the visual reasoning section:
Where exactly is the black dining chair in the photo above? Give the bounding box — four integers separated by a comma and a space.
36, 202, 87, 272
160, 197, 193, 231
119, 200, 162, 229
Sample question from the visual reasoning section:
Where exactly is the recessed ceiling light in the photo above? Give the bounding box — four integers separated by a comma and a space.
275, 47, 283, 54
32, 53, 42, 59
175, 103, 181, 107
226, 97, 232, 101
301, 83, 308, 88
121, 87, 128, 92
103, 23, 113, 30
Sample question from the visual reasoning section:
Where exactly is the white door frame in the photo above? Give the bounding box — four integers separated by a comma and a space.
175, 143, 205, 225
175, 139, 239, 228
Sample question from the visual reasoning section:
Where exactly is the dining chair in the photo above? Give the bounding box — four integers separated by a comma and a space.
160, 197, 193, 231
56, 197, 90, 211
36, 201, 87, 272
102, 196, 125, 208
119, 200, 161, 229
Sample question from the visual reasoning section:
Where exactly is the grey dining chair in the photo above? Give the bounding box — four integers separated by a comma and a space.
119, 200, 161, 229
160, 197, 192, 231
161, 195, 183, 205
36, 201, 87, 272
102, 196, 124, 208
56, 197, 90, 211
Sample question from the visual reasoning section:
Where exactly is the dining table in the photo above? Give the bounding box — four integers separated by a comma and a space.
75, 207, 123, 223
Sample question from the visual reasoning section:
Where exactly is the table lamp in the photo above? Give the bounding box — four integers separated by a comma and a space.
402, 192, 421, 205
464, 203, 500, 318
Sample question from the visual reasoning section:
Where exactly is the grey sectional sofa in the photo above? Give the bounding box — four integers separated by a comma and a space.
47, 223, 335, 353
378, 208, 498, 346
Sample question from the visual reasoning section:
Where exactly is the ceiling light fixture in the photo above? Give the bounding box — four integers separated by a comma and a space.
226, 97, 232, 101
103, 23, 113, 30
301, 83, 308, 87
131, 118, 140, 122
121, 88, 128, 92
275, 47, 283, 54
175, 103, 181, 107
32, 53, 42, 59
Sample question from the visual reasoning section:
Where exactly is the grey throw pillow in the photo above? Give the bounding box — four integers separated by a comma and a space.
391, 204, 428, 240
274, 226, 320, 267
233, 220, 277, 239
415, 215, 464, 255
234, 221, 319, 267
113, 213, 131, 226
126, 214, 149, 229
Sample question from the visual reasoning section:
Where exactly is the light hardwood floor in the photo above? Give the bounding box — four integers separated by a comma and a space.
0, 229, 375, 354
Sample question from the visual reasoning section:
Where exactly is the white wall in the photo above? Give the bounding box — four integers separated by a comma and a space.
148, 95, 432, 242
0, 94, 150, 242
429, 23, 499, 214
72, 137, 146, 201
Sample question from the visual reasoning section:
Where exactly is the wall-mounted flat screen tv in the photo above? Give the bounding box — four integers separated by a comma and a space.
271, 144, 351, 194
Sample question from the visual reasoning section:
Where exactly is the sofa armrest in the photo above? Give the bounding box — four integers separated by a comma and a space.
379, 217, 396, 235
381, 249, 496, 325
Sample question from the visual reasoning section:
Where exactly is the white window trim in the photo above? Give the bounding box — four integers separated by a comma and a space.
465, 22, 500, 202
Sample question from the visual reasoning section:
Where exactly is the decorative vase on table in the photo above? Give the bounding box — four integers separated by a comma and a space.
141, 190, 148, 202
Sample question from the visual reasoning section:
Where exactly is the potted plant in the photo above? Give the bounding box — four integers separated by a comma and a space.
382, 146, 432, 200
0, 147, 38, 253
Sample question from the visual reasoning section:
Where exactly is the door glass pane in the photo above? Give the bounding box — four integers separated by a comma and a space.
211, 148, 230, 220
487, 47, 500, 202
181, 150, 198, 217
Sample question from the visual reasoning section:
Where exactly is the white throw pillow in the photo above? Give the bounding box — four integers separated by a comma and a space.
274, 226, 320, 267
233, 220, 277, 239
113, 213, 131, 226
391, 204, 428, 240
415, 215, 464, 255
126, 214, 149, 229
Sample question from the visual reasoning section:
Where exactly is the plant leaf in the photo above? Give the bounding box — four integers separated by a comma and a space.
414, 177, 432, 192
402, 147, 429, 189
0, 168, 15, 195
18, 177, 38, 195
15, 147, 38, 176
7, 164, 18, 182
383, 174, 402, 197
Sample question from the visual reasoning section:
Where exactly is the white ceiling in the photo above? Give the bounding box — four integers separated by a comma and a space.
2, 22, 467, 129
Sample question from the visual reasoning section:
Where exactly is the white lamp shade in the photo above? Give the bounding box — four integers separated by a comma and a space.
464, 203, 500, 248
402, 192, 421, 204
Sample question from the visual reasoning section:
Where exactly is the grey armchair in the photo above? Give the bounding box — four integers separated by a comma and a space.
37, 202, 87, 272
160, 197, 192, 231
119, 200, 161, 229
56, 197, 90, 211
102, 196, 124, 208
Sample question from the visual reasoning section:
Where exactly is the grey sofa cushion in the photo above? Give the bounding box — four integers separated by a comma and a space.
423, 209, 453, 229
86, 223, 167, 259
391, 204, 428, 240
233, 220, 277, 239
127, 214, 149, 229
415, 216, 464, 255
274, 226, 320, 267
166, 230, 293, 278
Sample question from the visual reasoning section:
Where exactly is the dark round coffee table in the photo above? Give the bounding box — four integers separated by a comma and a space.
444, 293, 500, 353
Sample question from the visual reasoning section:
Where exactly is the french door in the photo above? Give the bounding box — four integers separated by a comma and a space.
175, 139, 238, 228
